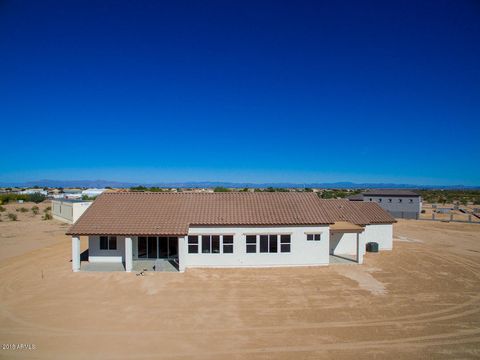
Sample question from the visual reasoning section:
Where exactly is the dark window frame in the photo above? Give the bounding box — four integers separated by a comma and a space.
306, 233, 321, 241
100, 235, 117, 250
223, 235, 234, 254
188, 235, 199, 254
246, 235, 257, 253
280, 234, 291, 253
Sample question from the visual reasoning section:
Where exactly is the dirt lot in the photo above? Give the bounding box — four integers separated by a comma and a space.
1, 204, 480, 359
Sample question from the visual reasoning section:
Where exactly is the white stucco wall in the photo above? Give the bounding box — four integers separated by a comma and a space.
182, 225, 330, 268
330, 232, 365, 256
72, 202, 92, 223
88, 235, 125, 262
364, 224, 393, 250
52, 200, 91, 224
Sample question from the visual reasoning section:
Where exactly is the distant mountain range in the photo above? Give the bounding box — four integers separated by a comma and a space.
0, 179, 478, 189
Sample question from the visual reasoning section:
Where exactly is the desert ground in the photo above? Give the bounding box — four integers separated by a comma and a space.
1, 202, 480, 359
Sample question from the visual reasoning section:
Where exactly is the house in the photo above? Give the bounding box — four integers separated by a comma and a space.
66, 192, 396, 272
52, 199, 93, 224
81, 188, 107, 198
348, 189, 422, 219
19, 188, 48, 196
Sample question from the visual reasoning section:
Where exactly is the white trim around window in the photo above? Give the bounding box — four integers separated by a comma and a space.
188, 234, 234, 254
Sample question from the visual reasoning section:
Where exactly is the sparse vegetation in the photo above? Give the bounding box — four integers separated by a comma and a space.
130, 186, 166, 192
7, 213, 18, 221
42, 212, 53, 220
213, 187, 230, 192
18, 207, 29, 213
81, 195, 97, 200
31, 206, 40, 215
319, 189, 362, 199
44, 206, 51, 213
0, 205, 5, 212
418, 190, 480, 205
0, 193, 46, 204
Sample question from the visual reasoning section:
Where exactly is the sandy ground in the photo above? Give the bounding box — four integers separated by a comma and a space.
1, 208, 480, 359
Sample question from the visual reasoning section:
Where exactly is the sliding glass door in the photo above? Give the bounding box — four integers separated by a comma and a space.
137, 236, 178, 259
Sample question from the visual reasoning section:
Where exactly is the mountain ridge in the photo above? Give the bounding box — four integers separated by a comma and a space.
0, 179, 478, 189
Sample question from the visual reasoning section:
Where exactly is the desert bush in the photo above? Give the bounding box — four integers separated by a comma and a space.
0, 206, 5, 212
44, 206, 52, 213
7, 213, 17, 221
26, 193, 46, 203
31, 206, 40, 215
19, 207, 29, 213
43, 213, 53, 220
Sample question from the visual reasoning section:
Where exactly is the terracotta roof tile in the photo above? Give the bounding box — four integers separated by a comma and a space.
318, 199, 396, 225
67, 192, 335, 236
67, 193, 395, 236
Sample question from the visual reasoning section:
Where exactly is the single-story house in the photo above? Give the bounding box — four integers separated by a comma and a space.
67, 192, 396, 272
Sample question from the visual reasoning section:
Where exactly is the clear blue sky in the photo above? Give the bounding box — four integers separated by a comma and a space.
1, 0, 479, 185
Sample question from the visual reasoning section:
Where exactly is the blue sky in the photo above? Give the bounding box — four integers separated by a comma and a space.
1, 0, 479, 185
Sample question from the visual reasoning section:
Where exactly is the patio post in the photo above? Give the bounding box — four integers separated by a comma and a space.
178, 236, 186, 272
356, 233, 363, 264
72, 236, 81, 272
125, 237, 133, 272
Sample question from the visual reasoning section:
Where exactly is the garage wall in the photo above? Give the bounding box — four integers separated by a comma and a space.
364, 224, 393, 250
72, 202, 92, 223
181, 225, 330, 269
52, 201, 73, 223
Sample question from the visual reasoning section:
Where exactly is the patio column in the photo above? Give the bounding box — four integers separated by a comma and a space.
356, 233, 363, 264
125, 237, 133, 272
72, 236, 81, 272
178, 236, 186, 272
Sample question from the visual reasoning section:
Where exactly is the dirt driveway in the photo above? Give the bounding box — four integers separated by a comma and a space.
1, 214, 479, 359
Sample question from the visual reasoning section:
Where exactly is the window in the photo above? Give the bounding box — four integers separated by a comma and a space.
188, 236, 198, 253
369, 198, 372, 201
202, 235, 211, 253
100, 236, 116, 250
100, 236, 108, 250
257, 235, 278, 253
388, 198, 392, 203
269, 235, 278, 253
212, 235, 220, 253
109, 236, 117, 250
193, 235, 234, 254
223, 235, 233, 253
307, 234, 321, 241
398, 199, 403, 203
280, 235, 291, 253
246, 235, 257, 253
378, 198, 382, 202
200, 235, 221, 254
409, 199, 413, 203
260, 235, 269, 253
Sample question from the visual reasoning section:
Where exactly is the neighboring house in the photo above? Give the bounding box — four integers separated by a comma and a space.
52, 199, 92, 224
348, 190, 422, 219
19, 188, 48, 196
67, 192, 396, 272
81, 188, 107, 198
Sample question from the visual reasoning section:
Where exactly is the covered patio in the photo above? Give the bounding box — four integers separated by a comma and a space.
329, 221, 365, 264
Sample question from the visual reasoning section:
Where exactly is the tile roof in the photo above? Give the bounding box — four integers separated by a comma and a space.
67, 192, 335, 236
66, 192, 395, 236
318, 200, 396, 225
330, 221, 364, 233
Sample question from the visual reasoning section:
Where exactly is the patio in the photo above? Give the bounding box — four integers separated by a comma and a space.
329, 254, 357, 264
